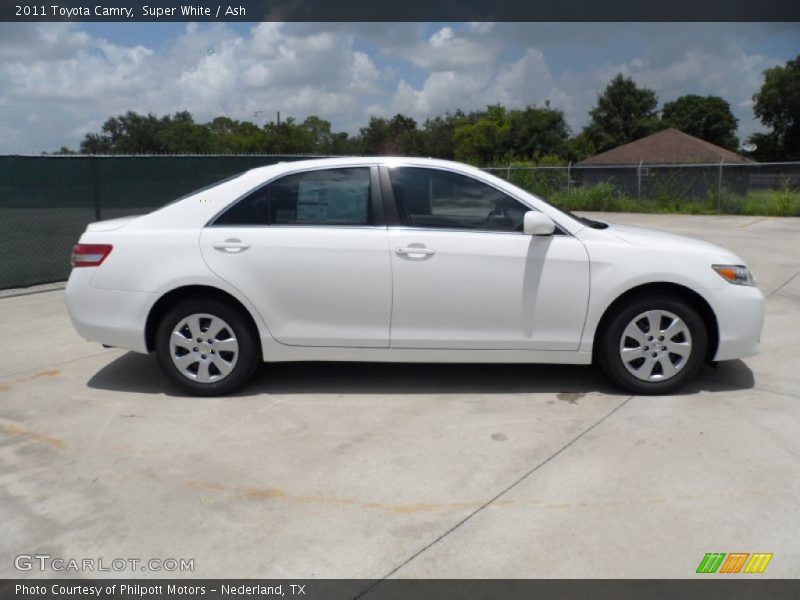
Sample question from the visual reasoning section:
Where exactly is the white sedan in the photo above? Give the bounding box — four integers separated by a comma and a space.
65, 157, 765, 396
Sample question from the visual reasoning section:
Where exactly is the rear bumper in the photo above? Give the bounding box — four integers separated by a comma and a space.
65, 269, 154, 354
706, 283, 765, 361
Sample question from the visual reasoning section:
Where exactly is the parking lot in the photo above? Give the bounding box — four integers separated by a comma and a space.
1, 212, 799, 579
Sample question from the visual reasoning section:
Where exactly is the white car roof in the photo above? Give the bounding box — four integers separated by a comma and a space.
243, 156, 487, 178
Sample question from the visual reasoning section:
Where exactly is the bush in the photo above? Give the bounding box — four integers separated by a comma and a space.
530, 183, 800, 217
497, 166, 800, 216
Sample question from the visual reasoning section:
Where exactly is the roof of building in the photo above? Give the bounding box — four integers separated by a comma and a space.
578, 128, 753, 165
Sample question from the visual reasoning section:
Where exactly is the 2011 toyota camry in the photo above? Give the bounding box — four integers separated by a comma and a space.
65, 157, 765, 396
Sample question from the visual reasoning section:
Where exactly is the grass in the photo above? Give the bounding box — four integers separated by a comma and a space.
533, 183, 800, 217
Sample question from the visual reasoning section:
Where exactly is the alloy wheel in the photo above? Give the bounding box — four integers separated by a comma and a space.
619, 309, 693, 382
169, 313, 239, 383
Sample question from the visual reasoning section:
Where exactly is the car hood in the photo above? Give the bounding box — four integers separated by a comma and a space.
603, 223, 744, 263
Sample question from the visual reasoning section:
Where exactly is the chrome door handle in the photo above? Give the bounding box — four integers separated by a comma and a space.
213, 239, 250, 253
396, 246, 436, 257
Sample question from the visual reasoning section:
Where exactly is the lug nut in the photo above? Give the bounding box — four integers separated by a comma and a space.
193, 347, 198, 352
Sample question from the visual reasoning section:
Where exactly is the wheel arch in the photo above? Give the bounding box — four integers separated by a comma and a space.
592, 282, 719, 363
145, 285, 262, 355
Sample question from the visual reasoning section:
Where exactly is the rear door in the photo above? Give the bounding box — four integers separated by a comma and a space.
200, 166, 392, 347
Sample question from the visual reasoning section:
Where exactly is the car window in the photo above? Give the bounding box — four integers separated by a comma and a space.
214, 167, 372, 226
388, 167, 529, 232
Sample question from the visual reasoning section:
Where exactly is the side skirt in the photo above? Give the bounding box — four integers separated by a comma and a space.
260, 337, 592, 365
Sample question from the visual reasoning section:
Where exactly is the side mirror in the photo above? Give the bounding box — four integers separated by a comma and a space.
523, 211, 556, 236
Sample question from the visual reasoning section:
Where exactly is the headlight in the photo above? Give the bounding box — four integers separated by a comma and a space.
712, 264, 757, 287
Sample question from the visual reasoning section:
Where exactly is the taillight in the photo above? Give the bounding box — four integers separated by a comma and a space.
71, 244, 113, 267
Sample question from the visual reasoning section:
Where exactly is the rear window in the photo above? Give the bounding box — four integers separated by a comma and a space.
213, 167, 372, 226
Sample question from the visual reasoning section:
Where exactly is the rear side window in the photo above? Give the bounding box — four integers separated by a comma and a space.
213, 167, 372, 226
388, 167, 528, 232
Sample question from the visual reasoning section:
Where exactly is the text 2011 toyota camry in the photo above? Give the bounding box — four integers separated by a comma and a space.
66, 157, 765, 396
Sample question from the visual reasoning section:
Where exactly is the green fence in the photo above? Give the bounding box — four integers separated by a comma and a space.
0, 155, 316, 289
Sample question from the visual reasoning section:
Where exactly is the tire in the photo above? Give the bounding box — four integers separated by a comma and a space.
155, 297, 260, 396
597, 294, 708, 395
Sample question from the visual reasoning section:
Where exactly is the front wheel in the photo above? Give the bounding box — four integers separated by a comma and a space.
597, 295, 708, 395
155, 297, 260, 396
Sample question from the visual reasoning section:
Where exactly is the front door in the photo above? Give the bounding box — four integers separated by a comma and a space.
384, 166, 590, 350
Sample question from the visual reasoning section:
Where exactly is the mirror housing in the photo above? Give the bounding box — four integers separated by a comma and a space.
523, 211, 556, 236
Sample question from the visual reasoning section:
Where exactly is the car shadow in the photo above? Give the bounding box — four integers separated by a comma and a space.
86, 351, 755, 398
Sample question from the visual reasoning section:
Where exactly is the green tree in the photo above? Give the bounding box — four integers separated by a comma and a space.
206, 117, 267, 153
749, 55, 800, 161
293, 116, 354, 155
78, 111, 215, 154
50, 146, 77, 155
584, 74, 661, 153
507, 104, 570, 159
453, 104, 511, 164
74, 111, 355, 155
661, 95, 739, 150
80, 111, 171, 154
420, 111, 465, 159
356, 114, 423, 155
562, 133, 596, 162
299, 115, 335, 154
157, 111, 213, 153
262, 117, 312, 153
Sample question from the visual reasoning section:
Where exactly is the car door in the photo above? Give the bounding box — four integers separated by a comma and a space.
383, 165, 590, 350
200, 166, 392, 348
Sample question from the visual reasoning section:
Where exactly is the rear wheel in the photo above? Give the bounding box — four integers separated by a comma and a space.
155, 297, 260, 396
598, 295, 708, 395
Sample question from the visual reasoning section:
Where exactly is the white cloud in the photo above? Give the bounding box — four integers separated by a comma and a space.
0, 22, 391, 151
0, 21, 794, 152
399, 25, 500, 72
468, 22, 495, 34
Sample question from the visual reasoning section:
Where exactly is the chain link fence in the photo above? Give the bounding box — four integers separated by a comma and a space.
0, 155, 317, 289
484, 161, 800, 216
2, 156, 800, 290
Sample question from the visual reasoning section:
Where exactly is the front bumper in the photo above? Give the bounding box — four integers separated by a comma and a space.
705, 283, 765, 361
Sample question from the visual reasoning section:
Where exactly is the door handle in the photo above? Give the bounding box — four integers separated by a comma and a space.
396, 246, 436, 257
213, 239, 250, 253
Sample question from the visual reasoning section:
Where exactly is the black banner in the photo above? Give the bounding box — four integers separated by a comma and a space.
2, 0, 799, 22
2, 580, 800, 600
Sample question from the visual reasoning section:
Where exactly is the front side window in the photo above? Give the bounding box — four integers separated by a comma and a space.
214, 167, 372, 226
388, 167, 528, 232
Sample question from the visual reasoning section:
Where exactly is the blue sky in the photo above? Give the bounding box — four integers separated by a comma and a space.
0, 22, 797, 153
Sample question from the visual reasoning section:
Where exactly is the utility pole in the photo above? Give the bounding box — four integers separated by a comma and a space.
276, 111, 281, 154
254, 110, 282, 154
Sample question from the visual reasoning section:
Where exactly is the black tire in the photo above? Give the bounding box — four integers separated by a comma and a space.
597, 294, 708, 395
155, 297, 260, 396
